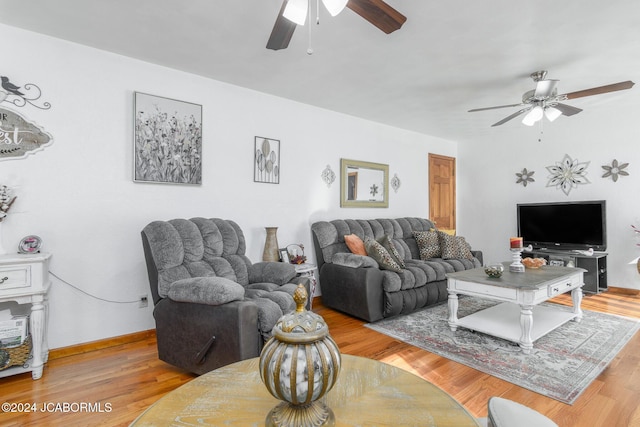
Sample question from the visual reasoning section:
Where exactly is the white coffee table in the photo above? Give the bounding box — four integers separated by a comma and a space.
446, 264, 585, 354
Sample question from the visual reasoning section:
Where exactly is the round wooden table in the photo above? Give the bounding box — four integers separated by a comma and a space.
131, 354, 481, 426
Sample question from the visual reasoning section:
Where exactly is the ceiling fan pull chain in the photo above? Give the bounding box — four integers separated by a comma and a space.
307, 0, 314, 55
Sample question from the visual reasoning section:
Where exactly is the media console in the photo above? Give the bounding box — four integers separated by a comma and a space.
522, 250, 607, 294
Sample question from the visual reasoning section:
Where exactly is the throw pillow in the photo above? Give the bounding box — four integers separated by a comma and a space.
439, 231, 457, 259
344, 234, 367, 255
454, 236, 474, 259
413, 230, 441, 259
364, 238, 403, 273
377, 234, 406, 269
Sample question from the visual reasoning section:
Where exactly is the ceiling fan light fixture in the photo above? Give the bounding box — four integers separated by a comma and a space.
322, 0, 348, 16
283, 0, 309, 25
545, 106, 562, 122
522, 106, 544, 126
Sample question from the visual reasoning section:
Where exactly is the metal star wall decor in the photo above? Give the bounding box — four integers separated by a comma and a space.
546, 154, 590, 195
0, 75, 51, 110
515, 168, 535, 187
602, 159, 629, 182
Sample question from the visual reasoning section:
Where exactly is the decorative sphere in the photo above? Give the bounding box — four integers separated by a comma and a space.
259, 285, 341, 426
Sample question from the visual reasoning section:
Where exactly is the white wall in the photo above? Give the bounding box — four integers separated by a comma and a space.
458, 91, 640, 290
0, 24, 457, 349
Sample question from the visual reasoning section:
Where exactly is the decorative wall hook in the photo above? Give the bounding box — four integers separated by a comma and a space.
0, 75, 51, 110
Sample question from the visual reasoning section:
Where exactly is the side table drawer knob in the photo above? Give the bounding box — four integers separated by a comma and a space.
0, 277, 7, 284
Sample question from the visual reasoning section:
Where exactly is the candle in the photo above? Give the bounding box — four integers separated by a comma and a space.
510, 237, 523, 249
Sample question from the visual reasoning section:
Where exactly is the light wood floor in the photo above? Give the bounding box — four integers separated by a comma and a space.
2, 288, 639, 427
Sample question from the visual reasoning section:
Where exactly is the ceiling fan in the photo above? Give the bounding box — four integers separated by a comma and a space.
266, 0, 407, 51
469, 71, 635, 127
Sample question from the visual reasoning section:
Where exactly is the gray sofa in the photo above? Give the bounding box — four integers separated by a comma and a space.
141, 217, 309, 374
311, 217, 482, 322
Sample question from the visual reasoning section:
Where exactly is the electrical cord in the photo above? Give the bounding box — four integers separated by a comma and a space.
49, 271, 140, 304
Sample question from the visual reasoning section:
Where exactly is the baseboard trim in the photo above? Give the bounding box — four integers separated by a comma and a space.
49, 329, 156, 361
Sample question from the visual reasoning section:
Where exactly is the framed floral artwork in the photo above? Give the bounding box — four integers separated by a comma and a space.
254, 136, 280, 184
133, 92, 202, 185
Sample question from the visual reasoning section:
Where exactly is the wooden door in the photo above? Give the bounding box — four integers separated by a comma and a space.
429, 154, 456, 233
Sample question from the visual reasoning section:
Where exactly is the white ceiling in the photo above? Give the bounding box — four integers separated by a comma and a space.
0, 0, 638, 142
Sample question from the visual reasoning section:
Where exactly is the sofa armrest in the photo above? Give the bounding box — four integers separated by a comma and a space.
167, 277, 245, 305
249, 262, 296, 285
471, 250, 483, 265
332, 253, 379, 269
319, 263, 384, 322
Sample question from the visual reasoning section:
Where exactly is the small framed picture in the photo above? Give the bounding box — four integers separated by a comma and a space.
254, 136, 280, 184
279, 248, 290, 263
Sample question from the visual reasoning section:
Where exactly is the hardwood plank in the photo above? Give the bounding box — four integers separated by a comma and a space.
1, 289, 639, 426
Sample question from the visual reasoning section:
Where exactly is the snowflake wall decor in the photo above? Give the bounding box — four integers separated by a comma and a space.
546, 154, 590, 196
515, 168, 535, 187
601, 159, 629, 182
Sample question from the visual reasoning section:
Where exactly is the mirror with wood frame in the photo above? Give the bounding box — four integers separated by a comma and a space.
340, 159, 389, 208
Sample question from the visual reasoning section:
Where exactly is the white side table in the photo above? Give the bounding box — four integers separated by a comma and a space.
0, 252, 51, 380
294, 263, 318, 308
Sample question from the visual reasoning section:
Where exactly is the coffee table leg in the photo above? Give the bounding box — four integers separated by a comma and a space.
519, 304, 534, 354
571, 287, 583, 323
447, 292, 459, 331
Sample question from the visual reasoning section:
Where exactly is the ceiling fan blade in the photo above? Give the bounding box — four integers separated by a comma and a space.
534, 79, 558, 98
267, 0, 297, 50
553, 103, 583, 116
561, 80, 635, 100
491, 108, 530, 127
347, 0, 407, 34
468, 103, 523, 112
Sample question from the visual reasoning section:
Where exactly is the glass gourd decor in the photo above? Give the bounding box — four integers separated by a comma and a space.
259, 284, 341, 427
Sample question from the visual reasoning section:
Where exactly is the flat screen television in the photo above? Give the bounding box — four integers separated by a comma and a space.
517, 200, 607, 251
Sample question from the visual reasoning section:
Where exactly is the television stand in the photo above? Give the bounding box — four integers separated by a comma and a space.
522, 250, 607, 294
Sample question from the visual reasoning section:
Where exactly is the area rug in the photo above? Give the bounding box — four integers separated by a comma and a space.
365, 297, 640, 404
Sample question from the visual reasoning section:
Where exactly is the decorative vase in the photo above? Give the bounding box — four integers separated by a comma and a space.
263, 227, 280, 262
260, 284, 341, 427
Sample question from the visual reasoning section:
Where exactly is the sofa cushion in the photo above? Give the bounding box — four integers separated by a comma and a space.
167, 277, 245, 305
344, 234, 367, 255
364, 238, 403, 273
413, 230, 441, 259
378, 234, 406, 268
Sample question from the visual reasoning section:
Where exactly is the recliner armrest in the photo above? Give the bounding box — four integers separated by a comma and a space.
248, 262, 296, 285
167, 277, 245, 305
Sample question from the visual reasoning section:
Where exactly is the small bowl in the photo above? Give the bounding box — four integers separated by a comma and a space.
522, 257, 547, 269
484, 264, 504, 278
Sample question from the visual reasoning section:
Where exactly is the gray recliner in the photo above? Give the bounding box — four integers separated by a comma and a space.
141, 217, 309, 375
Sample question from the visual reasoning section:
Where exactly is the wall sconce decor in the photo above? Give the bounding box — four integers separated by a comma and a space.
390, 173, 401, 193
321, 164, 335, 188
